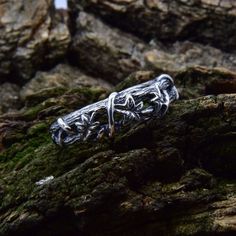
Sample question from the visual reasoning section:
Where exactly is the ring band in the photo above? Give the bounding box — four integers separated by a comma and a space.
50, 74, 179, 146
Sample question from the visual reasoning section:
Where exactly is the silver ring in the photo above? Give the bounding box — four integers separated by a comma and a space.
50, 74, 179, 146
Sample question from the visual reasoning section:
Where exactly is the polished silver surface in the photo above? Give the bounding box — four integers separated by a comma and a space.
50, 74, 179, 146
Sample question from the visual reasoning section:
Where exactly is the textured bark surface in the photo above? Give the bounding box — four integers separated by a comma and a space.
69, 0, 236, 51
0, 74, 236, 235
0, 0, 70, 82
0, 0, 236, 235
70, 11, 236, 93
0, 83, 21, 114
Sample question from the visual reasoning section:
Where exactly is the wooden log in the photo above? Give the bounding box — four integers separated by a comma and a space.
0, 72, 235, 236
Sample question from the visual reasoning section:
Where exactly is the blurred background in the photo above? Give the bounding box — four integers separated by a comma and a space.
1, 0, 236, 115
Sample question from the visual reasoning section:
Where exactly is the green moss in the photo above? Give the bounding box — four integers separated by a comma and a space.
1, 79, 236, 235
67, 86, 106, 102
0, 85, 108, 176
0, 110, 109, 211
114, 71, 154, 92
27, 122, 48, 136
25, 87, 67, 107
22, 103, 47, 121
173, 212, 213, 236
21, 86, 106, 121
0, 131, 51, 170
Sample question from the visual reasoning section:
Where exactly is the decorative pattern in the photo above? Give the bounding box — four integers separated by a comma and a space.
50, 74, 179, 145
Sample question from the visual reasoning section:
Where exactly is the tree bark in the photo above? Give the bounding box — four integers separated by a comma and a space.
69, 0, 236, 52
0, 72, 235, 236
0, 0, 70, 82
70, 12, 236, 98
0, 0, 236, 236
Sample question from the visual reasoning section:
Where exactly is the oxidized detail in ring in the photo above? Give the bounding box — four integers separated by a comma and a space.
50, 74, 179, 146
